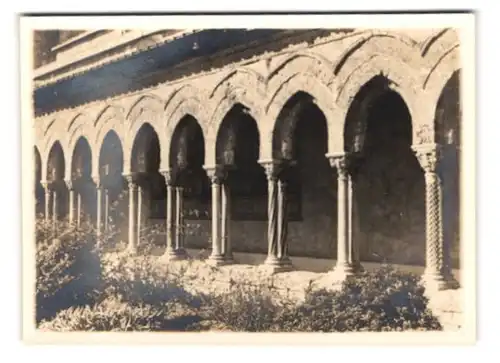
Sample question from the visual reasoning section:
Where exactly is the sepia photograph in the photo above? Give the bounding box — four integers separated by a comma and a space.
19, 13, 476, 344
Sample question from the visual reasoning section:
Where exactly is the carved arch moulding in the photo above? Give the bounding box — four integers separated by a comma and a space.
334, 54, 421, 151
263, 72, 338, 161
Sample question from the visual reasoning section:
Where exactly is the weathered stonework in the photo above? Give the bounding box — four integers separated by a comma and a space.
33, 28, 462, 289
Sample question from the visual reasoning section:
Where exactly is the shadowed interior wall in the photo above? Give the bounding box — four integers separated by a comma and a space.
356, 90, 426, 266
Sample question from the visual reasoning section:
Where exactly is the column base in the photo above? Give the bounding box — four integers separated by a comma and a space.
421, 271, 460, 292
207, 253, 229, 266
262, 256, 293, 274
163, 247, 188, 261
329, 262, 358, 283
126, 245, 137, 255
223, 253, 236, 265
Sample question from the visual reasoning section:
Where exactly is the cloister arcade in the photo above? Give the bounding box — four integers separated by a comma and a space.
33, 29, 462, 290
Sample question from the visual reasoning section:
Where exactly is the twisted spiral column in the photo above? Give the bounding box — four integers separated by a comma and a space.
414, 145, 459, 291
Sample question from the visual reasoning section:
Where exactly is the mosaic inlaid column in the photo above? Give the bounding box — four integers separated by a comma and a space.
414, 145, 459, 290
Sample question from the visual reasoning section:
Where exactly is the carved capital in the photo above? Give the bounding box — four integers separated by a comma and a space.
40, 180, 52, 191
92, 177, 103, 189
161, 169, 176, 186
64, 179, 74, 191
205, 165, 226, 185
259, 160, 282, 182
327, 153, 349, 179
123, 173, 138, 191
413, 145, 441, 174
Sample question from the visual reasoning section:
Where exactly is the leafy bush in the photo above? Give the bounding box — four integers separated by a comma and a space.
36, 220, 103, 323
198, 265, 442, 332
38, 295, 172, 332
279, 265, 442, 332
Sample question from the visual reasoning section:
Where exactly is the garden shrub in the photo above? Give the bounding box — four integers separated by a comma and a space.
38, 295, 173, 332
36, 220, 103, 323
278, 265, 442, 332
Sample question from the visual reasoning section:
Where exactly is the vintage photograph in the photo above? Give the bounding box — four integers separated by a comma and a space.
21, 13, 475, 342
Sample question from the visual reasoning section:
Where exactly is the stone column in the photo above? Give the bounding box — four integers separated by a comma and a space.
221, 181, 234, 263
137, 184, 143, 245
174, 186, 187, 257
206, 167, 225, 265
52, 185, 58, 228
104, 188, 109, 232
94, 178, 103, 239
348, 155, 364, 273
65, 180, 75, 225
77, 192, 82, 228
161, 170, 185, 260
329, 154, 355, 280
277, 178, 292, 268
414, 145, 459, 291
125, 174, 138, 253
41, 181, 51, 223
260, 161, 292, 273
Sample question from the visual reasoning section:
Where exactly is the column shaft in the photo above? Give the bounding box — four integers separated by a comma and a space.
166, 184, 175, 254
221, 182, 233, 261
127, 179, 138, 252
175, 187, 184, 251
210, 182, 222, 259
137, 186, 142, 245
96, 185, 103, 238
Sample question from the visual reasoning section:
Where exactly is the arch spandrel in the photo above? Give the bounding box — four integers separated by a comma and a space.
418, 45, 461, 146
263, 72, 338, 161
334, 55, 421, 151
93, 104, 126, 178
333, 33, 422, 77
209, 68, 266, 100
267, 51, 336, 90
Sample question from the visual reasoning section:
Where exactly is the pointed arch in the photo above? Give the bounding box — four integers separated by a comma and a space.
46, 140, 66, 182
126, 122, 162, 174
126, 94, 165, 142
93, 104, 126, 178
70, 136, 93, 180
335, 54, 420, 151
66, 112, 93, 174
206, 83, 266, 167
164, 87, 209, 170
263, 72, 336, 161
421, 28, 459, 58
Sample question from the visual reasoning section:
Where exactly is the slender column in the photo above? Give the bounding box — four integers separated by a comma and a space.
41, 181, 51, 223
414, 145, 459, 290
263, 163, 279, 265
125, 174, 138, 253
77, 193, 82, 228
104, 188, 109, 232
94, 178, 103, 239
52, 186, 58, 227
277, 178, 292, 268
161, 170, 187, 260
329, 154, 355, 280
65, 180, 75, 225
348, 155, 364, 273
137, 185, 143, 245
175, 186, 186, 252
221, 181, 234, 262
206, 167, 225, 265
